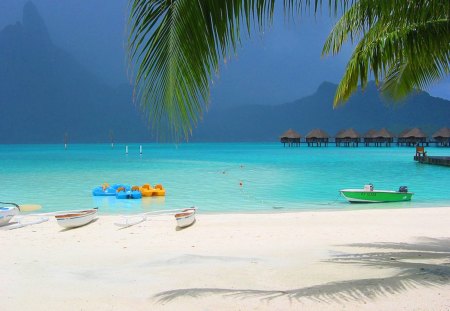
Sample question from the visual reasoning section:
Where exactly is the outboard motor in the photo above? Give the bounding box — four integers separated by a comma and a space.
398, 186, 408, 193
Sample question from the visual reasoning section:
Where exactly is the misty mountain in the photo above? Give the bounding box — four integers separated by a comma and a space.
0, 2, 448, 143
0, 1, 150, 143
193, 82, 450, 141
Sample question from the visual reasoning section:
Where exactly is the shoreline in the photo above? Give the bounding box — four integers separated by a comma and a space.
3, 207, 450, 310
23, 202, 450, 216
10, 203, 450, 216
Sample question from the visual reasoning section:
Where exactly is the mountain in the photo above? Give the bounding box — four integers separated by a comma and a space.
0, 1, 150, 143
0, 2, 449, 143
192, 82, 450, 141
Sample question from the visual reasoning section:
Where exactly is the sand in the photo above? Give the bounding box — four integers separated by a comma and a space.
1, 207, 450, 310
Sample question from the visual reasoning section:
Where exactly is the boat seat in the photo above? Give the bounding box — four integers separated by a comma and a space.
415, 146, 427, 157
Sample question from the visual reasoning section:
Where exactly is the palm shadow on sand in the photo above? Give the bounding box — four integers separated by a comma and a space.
153, 237, 450, 304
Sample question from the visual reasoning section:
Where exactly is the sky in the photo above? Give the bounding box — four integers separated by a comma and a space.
1, 0, 449, 106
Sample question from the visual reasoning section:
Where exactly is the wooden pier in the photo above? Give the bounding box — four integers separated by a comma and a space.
414, 147, 450, 166
414, 155, 450, 167
279, 127, 450, 148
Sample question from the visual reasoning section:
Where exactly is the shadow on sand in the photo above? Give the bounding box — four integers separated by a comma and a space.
59, 217, 99, 232
153, 237, 450, 304
175, 219, 196, 231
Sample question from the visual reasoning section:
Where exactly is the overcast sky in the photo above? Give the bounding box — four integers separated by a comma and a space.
1, 0, 449, 106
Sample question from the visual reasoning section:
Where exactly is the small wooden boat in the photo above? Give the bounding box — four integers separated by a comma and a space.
55, 208, 98, 229
0, 203, 20, 227
174, 208, 196, 228
114, 208, 197, 229
340, 184, 413, 203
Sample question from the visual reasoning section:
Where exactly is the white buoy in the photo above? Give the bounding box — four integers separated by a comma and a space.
125, 145, 128, 154
111, 142, 114, 148
140, 145, 142, 154
64, 143, 67, 150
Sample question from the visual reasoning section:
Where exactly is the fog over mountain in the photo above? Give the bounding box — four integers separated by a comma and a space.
2, 0, 449, 104
194, 82, 450, 141
0, 2, 448, 143
0, 2, 151, 143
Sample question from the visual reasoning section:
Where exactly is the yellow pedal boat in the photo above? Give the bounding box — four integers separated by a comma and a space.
139, 184, 166, 196
153, 184, 166, 196
139, 184, 155, 197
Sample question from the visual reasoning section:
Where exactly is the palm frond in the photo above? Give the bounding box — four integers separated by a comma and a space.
382, 20, 450, 98
327, 0, 450, 106
323, 0, 450, 56
128, 0, 361, 140
128, 0, 279, 140
128, 0, 450, 137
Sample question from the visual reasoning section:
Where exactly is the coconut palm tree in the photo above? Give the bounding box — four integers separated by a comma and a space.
128, 0, 450, 139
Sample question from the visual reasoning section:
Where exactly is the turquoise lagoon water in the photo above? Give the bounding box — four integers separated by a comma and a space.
0, 143, 449, 214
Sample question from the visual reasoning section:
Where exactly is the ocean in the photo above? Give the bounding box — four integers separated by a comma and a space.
1, 143, 449, 214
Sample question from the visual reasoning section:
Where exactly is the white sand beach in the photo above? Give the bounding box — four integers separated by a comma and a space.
2, 207, 450, 310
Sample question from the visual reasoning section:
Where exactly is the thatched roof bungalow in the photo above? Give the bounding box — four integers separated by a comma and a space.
398, 128, 410, 137
366, 128, 395, 146
364, 129, 377, 138
306, 129, 329, 146
376, 128, 395, 139
432, 127, 450, 146
335, 128, 361, 147
398, 128, 428, 146
363, 129, 377, 146
280, 129, 301, 147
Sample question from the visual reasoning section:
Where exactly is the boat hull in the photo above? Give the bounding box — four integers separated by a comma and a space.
0, 206, 19, 226
175, 210, 196, 228
55, 209, 97, 229
340, 190, 413, 203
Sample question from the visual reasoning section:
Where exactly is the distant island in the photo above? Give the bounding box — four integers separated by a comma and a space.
0, 2, 449, 143
193, 81, 450, 142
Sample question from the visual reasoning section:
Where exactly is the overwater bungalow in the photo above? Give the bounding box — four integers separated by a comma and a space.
335, 128, 360, 147
306, 129, 329, 147
280, 129, 301, 147
398, 128, 428, 146
432, 127, 450, 147
373, 128, 395, 147
363, 129, 377, 146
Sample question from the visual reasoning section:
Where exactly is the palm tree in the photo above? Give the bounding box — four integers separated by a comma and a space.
128, 0, 450, 139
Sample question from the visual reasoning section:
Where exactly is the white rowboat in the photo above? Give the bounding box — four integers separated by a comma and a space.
114, 207, 197, 229
55, 208, 98, 229
0, 205, 19, 227
174, 209, 196, 228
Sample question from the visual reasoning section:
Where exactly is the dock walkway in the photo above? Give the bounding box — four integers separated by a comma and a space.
414, 155, 450, 167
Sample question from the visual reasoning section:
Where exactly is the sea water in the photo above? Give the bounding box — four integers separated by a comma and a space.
0, 143, 449, 214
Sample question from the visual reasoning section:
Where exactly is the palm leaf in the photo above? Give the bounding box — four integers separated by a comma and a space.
332, 18, 450, 105
128, 0, 278, 140
323, 0, 450, 105
128, 0, 450, 138
128, 0, 356, 140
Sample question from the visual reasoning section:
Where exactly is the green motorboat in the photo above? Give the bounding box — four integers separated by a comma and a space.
340, 184, 413, 203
